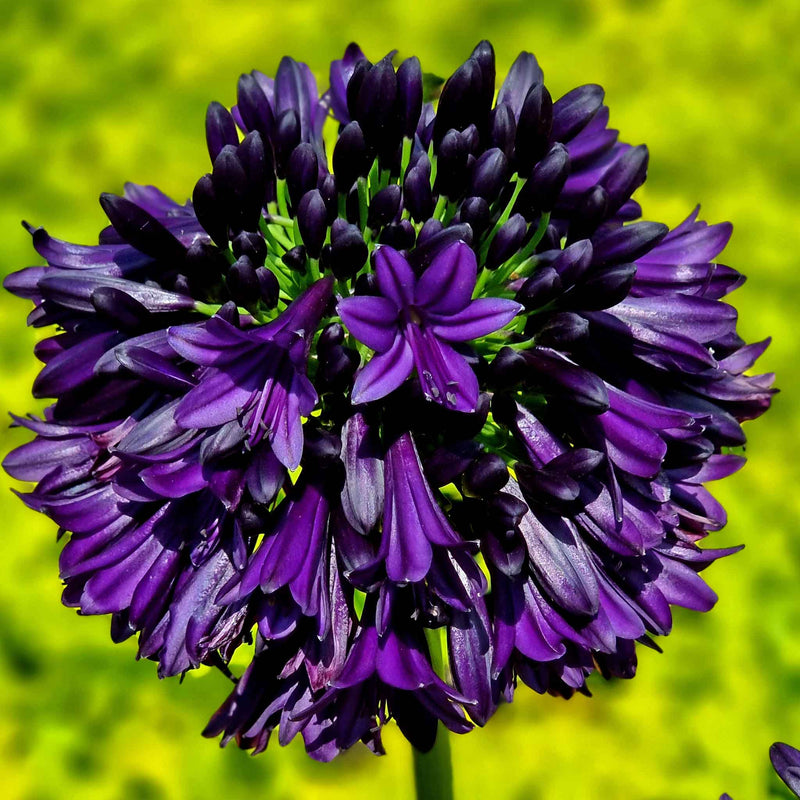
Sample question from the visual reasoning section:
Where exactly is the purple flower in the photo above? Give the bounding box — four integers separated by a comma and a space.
339, 241, 521, 411
3, 39, 773, 765
169, 277, 332, 470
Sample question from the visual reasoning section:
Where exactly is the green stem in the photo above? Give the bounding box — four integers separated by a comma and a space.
412, 728, 454, 800
413, 628, 454, 800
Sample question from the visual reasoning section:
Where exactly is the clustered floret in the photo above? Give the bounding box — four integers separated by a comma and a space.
3, 41, 773, 760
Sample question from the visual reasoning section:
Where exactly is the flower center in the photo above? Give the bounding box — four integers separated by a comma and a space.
407, 306, 424, 326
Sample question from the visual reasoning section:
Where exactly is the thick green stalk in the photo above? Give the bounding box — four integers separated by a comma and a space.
413, 629, 454, 800
412, 727, 454, 800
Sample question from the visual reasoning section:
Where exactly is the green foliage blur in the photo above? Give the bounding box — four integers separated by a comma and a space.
0, 0, 797, 797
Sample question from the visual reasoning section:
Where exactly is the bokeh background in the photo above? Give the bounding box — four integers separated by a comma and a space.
0, 0, 797, 797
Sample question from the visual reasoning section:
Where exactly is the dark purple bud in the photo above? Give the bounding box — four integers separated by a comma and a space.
333, 121, 372, 193
286, 142, 319, 210
488, 347, 528, 388
516, 143, 570, 217
552, 238, 593, 285
329, 43, 368, 124
486, 213, 527, 270
378, 219, 416, 250
465, 453, 509, 496
470, 40, 496, 126
600, 145, 649, 214
353, 271, 378, 295
215, 300, 239, 326
237, 73, 276, 141
461, 123, 480, 155
515, 463, 580, 509
211, 145, 248, 231
521, 347, 609, 412
303, 427, 342, 468
483, 530, 527, 577
356, 56, 398, 149
282, 244, 307, 272
205, 101, 239, 164
570, 185, 610, 240
231, 230, 267, 265
329, 219, 368, 280
407, 223, 472, 274
469, 148, 509, 202
435, 128, 470, 199
489, 390, 519, 427
485, 491, 529, 534
551, 84, 604, 142
397, 56, 423, 138
458, 196, 491, 237
273, 109, 301, 175
185, 240, 227, 296
496, 51, 543, 121
99, 193, 186, 262
416, 217, 443, 247
346, 59, 371, 121
592, 221, 668, 266
297, 189, 328, 258
318, 322, 345, 355
514, 83, 553, 172
368, 184, 401, 229
319, 345, 359, 392
424, 441, 482, 487
227, 255, 260, 306
319, 173, 338, 224
539, 223, 561, 251
192, 174, 228, 247
489, 103, 517, 160
568, 262, 637, 310
516, 266, 562, 310
527, 311, 589, 348
91, 286, 151, 331
433, 57, 484, 149
546, 448, 604, 477
236, 131, 269, 230
403, 156, 433, 222
255, 267, 279, 308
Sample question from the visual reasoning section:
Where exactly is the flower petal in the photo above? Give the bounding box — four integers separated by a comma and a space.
374, 245, 416, 309
430, 297, 522, 342
351, 333, 414, 404
337, 295, 399, 353
414, 241, 476, 315
407, 326, 479, 412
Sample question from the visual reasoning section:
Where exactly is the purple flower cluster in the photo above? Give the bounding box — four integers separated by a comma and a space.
4, 42, 773, 760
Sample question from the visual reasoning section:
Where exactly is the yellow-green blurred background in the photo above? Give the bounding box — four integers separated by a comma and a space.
0, 0, 797, 797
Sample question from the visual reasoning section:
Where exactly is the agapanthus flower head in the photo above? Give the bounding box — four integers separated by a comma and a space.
4, 40, 773, 761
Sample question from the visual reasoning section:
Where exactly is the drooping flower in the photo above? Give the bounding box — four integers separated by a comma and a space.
3, 40, 773, 763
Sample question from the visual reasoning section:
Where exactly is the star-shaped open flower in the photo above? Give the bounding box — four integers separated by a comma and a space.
338, 241, 522, 411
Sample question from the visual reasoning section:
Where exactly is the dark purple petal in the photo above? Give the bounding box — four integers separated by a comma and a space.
337, 295, 399, 352
407, 326, 479, 412
340, 413, 384, 534
351, 332, 414, 405
430, 297, 522, 342
373, 245, 416, 309
414, 241, 477, 315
